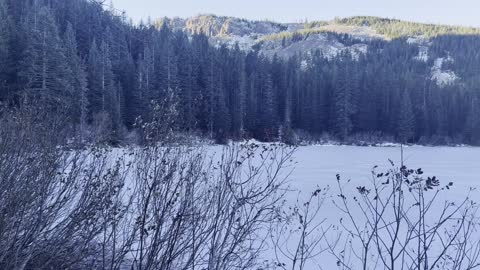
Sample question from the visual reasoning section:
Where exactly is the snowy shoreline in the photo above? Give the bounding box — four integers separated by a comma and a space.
231, 139, 474, 148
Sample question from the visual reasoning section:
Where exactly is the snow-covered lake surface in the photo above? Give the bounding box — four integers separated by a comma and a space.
230, 145, 480, 269
286, 145, 480, 269
288, 145, 480, 197
105, 144, 480, 269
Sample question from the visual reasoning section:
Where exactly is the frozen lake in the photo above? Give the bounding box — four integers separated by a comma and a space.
261, 145, 480, 269
110, 144, 480, 269
289, 145, 480, 198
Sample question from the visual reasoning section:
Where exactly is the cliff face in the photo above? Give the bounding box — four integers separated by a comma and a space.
159, 15, 383, 60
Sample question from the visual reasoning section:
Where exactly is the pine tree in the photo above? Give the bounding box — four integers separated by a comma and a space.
134, 45, 155, 124
176, 33, 197, 131
111, 27, 136, 127
285, 56, 299, 129
214, 83, 230, 142
0, 0, 10, 99
332, 59, 356, 140
357, 73, 378, 132
64, 22, 89, 141
19, 4, 71, 109
230, 45, 247, 137
236, 67, 247, 136
100, 39, 121, 139
260, 73, 277, 140
155, 23, 178, 98
244, 52, 259, 134
88, 39, 115, 112
397, 90, 416, 143
86, 40, 103, 114
87, 38, 119, 142
310, 52, 329, 133
465, 96, 480, 145
206, 49, 230, 142
205, 49, 220, 139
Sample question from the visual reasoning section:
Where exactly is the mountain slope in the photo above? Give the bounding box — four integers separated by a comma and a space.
160, 15, 386, 57
159, 15, 479, 87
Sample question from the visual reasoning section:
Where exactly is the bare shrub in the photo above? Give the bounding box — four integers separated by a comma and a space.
122, 142, 295, 270
200, 143, 294, 270
328, 160, 480, 270
271, 187, 330, 270
0, 104, 132, 269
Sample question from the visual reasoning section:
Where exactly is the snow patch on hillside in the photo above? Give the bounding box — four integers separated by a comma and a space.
350, 43, 368, 60
407, 37, 424, 44
408, 37, 430, 62
259, 33, 368, 60
431, 56, 459, 87
211, 35, 258, 51
300, 60, 308, 71
414, 46, 429, 62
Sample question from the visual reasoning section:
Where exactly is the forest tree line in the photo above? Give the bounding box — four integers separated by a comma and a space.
334, 16, 480, 38
1, 0, 480, 145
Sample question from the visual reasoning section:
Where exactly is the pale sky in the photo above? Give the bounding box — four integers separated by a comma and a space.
110, 0, 480, 27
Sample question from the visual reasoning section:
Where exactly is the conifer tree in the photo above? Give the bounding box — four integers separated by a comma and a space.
398, 90, 416, 143
87, 39, 102, 115
64, 22, 89, 140
231, 45, 247, 137
87, 37, 119, 142
260, 73, 277, 140
134, 45, 155, 124
156, 23, 178, 98
19, 5, 71, 109
176, 33, 197, 131
0, 0, 10, 99
332, 60, 356, 139
465, 96, 480, 145
205, 49, 220, 139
